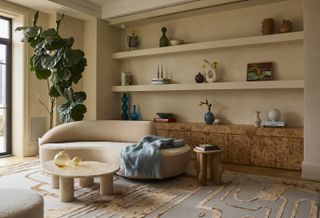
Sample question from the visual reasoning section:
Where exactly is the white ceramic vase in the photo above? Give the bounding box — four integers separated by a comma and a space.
205, 68, 217, 82
268, 108, 281, 121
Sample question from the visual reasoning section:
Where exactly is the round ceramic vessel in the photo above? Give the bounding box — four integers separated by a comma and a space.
268, 108, 281, 121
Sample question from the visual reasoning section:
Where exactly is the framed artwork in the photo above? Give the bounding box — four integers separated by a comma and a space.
247, 62, 273, 81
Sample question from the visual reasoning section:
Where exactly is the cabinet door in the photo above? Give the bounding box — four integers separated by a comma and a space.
229, 134, 251, 165
156, 129, 170, 137
207, 132, 229, 162
276, 137, 303, 170
251, 136, 276, 168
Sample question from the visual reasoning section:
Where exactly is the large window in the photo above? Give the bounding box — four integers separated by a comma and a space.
0, 16, 12, 155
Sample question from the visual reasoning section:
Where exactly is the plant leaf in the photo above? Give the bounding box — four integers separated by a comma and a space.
70, 104, 87, 121
33, 11, 39, 27
49, 86, 61, 97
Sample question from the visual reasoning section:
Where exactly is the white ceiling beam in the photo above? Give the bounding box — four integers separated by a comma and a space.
48, 0, 101, 18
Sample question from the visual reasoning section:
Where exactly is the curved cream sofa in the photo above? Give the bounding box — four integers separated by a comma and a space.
39, 120, 191, 178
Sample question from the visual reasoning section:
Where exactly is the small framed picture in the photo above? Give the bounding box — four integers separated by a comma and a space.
247, 62, 273, 81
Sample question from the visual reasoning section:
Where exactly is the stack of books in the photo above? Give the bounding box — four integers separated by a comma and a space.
154, 117, 176, 123
151, 78, 171, 85
195, 144, 221, 151
264, 120, 286, 128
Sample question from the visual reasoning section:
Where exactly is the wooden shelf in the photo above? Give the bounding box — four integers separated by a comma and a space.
112, 80, 304, 92
112, 32, 304, 60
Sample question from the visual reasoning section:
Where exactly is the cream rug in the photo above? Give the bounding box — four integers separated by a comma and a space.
0, 160, 319, 218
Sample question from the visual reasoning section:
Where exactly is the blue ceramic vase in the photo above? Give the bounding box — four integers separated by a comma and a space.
130, 105, 139, 120
204, 111, 215, 125
121, 93, 129, 120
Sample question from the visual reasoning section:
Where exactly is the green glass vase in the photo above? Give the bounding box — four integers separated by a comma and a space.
159, 27, 169, 47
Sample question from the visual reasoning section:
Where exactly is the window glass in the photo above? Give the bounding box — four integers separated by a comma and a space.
0, 44, 6, 64
0, 19, 9, 39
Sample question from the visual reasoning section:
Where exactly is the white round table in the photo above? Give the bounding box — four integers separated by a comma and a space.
41, 161, 119, 202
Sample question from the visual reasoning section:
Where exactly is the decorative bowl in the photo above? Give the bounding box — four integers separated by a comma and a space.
169, 39, 184, 46
156, 113, 174, 119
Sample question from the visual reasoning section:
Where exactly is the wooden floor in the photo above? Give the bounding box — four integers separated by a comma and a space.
0, 156, 302, 180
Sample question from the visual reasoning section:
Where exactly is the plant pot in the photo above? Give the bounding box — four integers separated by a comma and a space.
204, 111, 215, 124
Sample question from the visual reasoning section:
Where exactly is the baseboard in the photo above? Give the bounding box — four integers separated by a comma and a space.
301, 161, 320, 181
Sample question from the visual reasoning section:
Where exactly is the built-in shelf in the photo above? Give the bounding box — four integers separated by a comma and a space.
112, 32, 304, 60
112, 80, 304, 92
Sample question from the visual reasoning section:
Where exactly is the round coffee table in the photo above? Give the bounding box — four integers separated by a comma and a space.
41, 161, 119, 202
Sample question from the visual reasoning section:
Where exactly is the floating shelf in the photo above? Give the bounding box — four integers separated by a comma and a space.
112, 80, 304, 92
112, 32, 304, 60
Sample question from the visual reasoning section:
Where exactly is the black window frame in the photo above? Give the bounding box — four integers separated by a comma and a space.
0, 15, 12, 156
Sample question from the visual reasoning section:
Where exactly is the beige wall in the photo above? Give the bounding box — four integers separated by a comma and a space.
118, 0, 304, 126
96, 19, 120, 120
302, 0, 320, 181
83, 18, 98, 120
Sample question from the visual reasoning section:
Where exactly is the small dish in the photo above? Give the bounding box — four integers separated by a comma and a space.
169, 39, 184, 46
156, 113, 174, 119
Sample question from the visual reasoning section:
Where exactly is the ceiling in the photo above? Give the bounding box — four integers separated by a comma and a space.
5, 0, 99, 20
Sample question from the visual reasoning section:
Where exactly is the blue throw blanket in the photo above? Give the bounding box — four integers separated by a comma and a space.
120, 135, 185, 179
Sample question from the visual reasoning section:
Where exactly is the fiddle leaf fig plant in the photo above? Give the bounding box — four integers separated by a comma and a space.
16, 12, 87, 128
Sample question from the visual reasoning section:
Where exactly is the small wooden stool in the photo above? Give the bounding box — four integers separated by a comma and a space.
194, 148, 223, 186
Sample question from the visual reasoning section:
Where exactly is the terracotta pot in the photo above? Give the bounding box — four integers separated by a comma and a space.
261, 18, 275, 35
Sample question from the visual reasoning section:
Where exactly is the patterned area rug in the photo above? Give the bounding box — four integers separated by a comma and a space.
0, 160, 319, 218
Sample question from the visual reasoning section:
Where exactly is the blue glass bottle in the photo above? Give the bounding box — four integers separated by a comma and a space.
121, 93, 129, 120
130, 104, 139, 120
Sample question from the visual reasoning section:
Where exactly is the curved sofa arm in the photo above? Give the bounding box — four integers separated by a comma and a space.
39, 120, 155, 145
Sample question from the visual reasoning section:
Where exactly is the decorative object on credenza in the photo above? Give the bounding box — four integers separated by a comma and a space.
160, 27, 170, 47
261, 18, 275, 35
154, 113, 176, 122
121, 93, 129, 120
54, 150, 70, 167
253, 111, 262, 127
203, 59, 218, 82
264, 108, 286, 127
200, 98, 215, 125
169, 39, 184, 46
268, 108, 281, 121
247, 62, 273, 81
195, 72, 205, 83
213, 118, 221, 124
72, 156, 82, 166
279, 19, 292, 33
127, 30, 139, 50
121, 71, 133, 86
130, 105, 140, 120
152, 64, 171, 84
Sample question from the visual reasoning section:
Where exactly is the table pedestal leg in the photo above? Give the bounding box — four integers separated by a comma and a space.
52, 175, 59, 189
60, 177, 74, 202
79, 177, 94, 187
198, 153, 207, 186
100, 174, 113, 195
213, 153, 223, 185
209, 154, 215, 182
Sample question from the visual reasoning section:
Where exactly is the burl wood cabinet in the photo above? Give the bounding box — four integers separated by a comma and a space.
155, 122, 303, 171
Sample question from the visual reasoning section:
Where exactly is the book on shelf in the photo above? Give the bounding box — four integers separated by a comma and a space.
264, 120, 286, 128
154, 117, 176, 123
195, 144, 221, 151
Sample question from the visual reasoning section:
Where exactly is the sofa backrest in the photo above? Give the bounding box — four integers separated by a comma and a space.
39, 120, 155, 145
